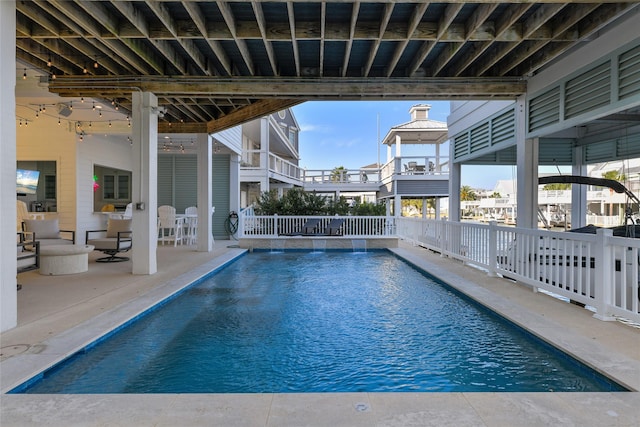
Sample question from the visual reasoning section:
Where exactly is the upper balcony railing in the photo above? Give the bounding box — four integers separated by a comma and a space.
380, 156, 449, 180
302, 156, 450, 186
241, 149, 302, 182
302, 168, 380, 185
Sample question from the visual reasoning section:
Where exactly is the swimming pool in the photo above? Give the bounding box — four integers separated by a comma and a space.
14, 251, 625, 393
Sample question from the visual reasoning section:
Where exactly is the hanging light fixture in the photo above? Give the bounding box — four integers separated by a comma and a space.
23, 68, 27, 80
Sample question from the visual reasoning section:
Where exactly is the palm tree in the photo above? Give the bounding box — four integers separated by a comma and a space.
330, 166, 348, 183
460, 185, 477, 201
602, 170, 626, 216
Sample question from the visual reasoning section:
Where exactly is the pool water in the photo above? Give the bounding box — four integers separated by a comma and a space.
17, 251, 624, 393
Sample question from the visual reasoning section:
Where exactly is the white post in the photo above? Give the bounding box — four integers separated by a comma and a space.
487, 221, 498, 277
516, 95, 538, 229
131, 92, 158, 275
197, 133, 213, 251
571, 145, 587, 230
593, 228, 616, 321
395, 134, 402, 157
449, 161, 461, 221
1, 0, 17, 332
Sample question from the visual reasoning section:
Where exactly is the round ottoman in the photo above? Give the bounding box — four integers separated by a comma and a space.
39, 244, 95, 275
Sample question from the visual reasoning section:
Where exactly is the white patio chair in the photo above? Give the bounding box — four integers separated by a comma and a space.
183, 206, 198, 245
157, 205, 184, 246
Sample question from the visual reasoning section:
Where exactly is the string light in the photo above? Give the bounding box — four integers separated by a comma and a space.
83, 64, 88, 74
58, 117, 61, 125
23, 69, 27, 80
108, 120, 112, 127
69, 101, 73, 111
81, 97, 84, 103
47, 57, 52, 67
92, 102, 95, 111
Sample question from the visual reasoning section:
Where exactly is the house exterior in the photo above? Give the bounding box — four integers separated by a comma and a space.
447, 16, 640, 231
240, 109, 302, 208
379, 104, 449, 217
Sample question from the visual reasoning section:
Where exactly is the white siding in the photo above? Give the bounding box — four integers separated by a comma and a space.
214, 127, 242, 154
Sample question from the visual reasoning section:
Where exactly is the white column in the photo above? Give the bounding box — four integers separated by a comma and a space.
1, 0, 17, 332
229, 153, 241, 227
422, 197, 427, 219
515, 95, 539, 229
572, 145, 587, 229
260, 117, 270, 191
394, 196, 402, 217
387, 144, 392, 162
395, 134, 402, 157
435, 198, 442, 219
449, 162, 461, 221
131, 92, 158, 275
197, 133, 213, 251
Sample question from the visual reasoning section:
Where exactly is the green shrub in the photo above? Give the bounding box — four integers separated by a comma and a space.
254, 189, 385, 216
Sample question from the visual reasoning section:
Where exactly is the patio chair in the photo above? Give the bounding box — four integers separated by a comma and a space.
22, 218, 75, 246
86, 218, 132, 262
183, 206, 198, 244
157, 205, 184, 246
281, 218, 321, 236
17, 231, 39, 274
17, 231, 40, 291
322, 218, 345, 236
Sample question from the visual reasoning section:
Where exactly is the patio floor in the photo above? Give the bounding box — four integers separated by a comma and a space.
1, 240, 638, 426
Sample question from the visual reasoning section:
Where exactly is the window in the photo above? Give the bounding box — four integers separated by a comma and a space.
44, 175, 56, 199
288, 127, 297, 148
103, 174, 130, 200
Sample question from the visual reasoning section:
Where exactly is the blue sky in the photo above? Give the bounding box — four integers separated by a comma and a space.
291, 100, 514, 189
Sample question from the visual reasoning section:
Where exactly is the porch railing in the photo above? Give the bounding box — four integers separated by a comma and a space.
240, 150, 302, 181
239, 214, 396, 238
397, 217, 640, 323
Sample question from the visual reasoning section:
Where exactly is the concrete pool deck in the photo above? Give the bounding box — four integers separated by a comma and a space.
1, 241, 639, 426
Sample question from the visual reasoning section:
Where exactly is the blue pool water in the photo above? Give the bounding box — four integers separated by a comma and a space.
16, 251, 625, 393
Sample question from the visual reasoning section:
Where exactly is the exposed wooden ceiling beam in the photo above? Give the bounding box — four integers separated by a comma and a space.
47, 75, 527, 99
206, 99, 304, 133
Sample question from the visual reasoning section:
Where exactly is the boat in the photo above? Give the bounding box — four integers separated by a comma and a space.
539, 175, 640, 238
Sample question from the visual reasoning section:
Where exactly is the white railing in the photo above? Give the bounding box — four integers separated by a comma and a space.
239, 214, 395, 238
397, 217, 640, 323
380, 156, 450, 180
301, 168, 380, 184
301, 156, 451, 186
269, 153, 301, 180
240, 150, 302, 181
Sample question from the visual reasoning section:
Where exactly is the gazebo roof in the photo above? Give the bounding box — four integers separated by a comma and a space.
382, 104, 448, 146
